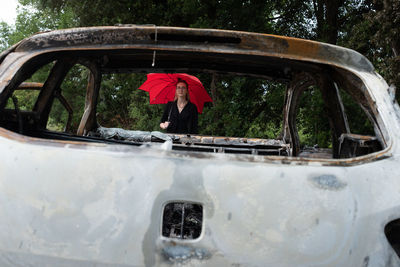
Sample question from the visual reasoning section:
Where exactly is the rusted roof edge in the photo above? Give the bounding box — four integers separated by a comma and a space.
13, 26, 374, 73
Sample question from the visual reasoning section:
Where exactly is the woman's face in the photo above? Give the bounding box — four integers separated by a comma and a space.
176, 82, 188, 98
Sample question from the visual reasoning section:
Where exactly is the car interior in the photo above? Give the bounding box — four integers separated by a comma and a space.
0, 48, 385, 159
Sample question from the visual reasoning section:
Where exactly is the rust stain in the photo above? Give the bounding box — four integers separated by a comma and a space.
0, 125, 391, 167
0, 127, 103, 148
286, 37, 321, 59
16, 82, 43, 90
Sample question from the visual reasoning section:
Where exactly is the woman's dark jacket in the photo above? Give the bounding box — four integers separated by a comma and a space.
160, 101, 198, 134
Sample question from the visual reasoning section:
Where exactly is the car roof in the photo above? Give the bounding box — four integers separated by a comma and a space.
6, 25, 373, 76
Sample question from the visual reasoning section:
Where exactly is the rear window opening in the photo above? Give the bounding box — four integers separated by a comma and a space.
0, 51, 385, 161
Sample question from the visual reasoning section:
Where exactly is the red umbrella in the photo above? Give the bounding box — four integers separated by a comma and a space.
138, 73, 212, 113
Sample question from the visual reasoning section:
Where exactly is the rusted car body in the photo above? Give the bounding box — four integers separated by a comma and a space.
0, 25, 399, 266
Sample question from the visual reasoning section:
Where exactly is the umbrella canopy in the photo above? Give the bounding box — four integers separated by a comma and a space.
138, 73, 212, 113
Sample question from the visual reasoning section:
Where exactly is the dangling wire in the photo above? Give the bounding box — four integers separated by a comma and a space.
152, 25, 157, 67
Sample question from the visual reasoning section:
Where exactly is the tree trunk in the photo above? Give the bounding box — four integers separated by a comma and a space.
312, 0, 344, 44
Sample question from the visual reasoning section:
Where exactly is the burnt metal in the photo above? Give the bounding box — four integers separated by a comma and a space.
150, 33, 241, 44
162, 202, 203, 240
282, 71, 351, 158
332, 69, 388, 147
171, 143, 287, 156
92, 127, 289, 155
338, 133, 382, 158
16, 82, 44, 90
11, 95, 23, 134
97, 49, 324, 81
317, 73, 350, 158
12, 26, 374, 72
76, 59, 101, 136
54, 91, 73, 133
283, 72, 317, 156
33, 58, 76, 129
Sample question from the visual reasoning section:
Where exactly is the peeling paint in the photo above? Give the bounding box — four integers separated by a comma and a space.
162, 245, 211, 263
309, 175, 347, 190
363, 256, 369, 267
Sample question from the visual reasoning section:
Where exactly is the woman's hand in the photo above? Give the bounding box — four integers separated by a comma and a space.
160, 121, 170, 129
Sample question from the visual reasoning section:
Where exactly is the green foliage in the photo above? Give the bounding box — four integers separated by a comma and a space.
97, 73, 162, 130
194, 76, 285, 138
0, 22, 12, 51
47, 100, 67, 132
5, 90, 39, 110
340, 88, 374, 135
296, 88, 331, 148
29, 0, 277, 33
341, 0, 400, 102
0, 0, 79, 52
45, 64, 87, 133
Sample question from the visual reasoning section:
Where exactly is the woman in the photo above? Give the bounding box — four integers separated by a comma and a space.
160, 79, 198, 134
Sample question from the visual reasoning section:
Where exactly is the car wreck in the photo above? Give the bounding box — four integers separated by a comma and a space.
0, 25, 399, 266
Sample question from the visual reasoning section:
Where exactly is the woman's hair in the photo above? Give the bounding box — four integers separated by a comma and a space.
177, 78, 188, 89
174, 78, 190, 101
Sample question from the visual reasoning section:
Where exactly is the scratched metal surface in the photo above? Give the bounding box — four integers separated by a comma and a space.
0, 26, 399, 266
0, 128, 400, 266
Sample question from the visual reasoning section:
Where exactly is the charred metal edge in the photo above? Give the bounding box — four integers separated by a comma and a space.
13, 26, 374, 73
0, 126, 392, 167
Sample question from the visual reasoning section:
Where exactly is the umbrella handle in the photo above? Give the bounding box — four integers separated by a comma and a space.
167, 104, 172, 122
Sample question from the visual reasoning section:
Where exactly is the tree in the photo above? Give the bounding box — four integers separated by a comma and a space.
342, 0, 400, 102
368, 0, 400, 101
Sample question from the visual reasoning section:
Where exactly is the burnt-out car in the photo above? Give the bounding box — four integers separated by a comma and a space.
0, 25, 399, 266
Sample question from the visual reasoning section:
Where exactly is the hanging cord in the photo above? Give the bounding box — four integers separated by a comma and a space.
152, 25, 157, 67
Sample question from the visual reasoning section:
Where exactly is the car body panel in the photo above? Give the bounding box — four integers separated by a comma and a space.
0, 132, 400, 266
